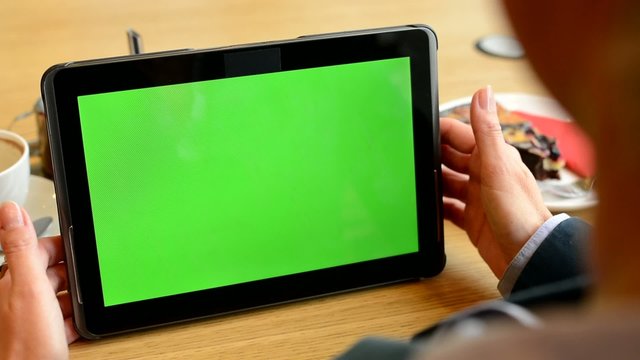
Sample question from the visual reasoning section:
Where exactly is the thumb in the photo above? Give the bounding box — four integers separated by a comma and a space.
0, 201, 43, 284
469, 86, 505, 158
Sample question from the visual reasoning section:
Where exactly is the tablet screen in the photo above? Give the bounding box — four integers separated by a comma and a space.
76, 57, 419, 307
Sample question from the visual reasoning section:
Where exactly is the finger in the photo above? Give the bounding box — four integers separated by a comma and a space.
47, 263, 68, 293
442, 144, 471, 174
58, 291, 74, 319
440, 117, 476, 153
469, 86, 506, 158
443, 197, 465, 229
442, 166, 469, 202
39, 235, 65, 267
0, 202, 44, 284
64, 317, 80, 344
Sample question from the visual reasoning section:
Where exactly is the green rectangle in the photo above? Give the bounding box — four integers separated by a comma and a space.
77, 57, 418, 306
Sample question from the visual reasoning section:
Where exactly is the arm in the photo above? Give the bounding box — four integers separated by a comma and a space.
442, 87, 592, 295
440, 86, 552, 279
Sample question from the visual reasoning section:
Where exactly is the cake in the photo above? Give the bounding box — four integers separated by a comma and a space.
440, 103, 565, 180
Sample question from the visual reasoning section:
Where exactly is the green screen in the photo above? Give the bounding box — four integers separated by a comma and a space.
77, 57, 418, 306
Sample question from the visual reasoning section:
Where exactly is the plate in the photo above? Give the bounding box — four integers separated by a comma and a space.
440, 93, 597, 212
537, 168, 597, 212
0, 175, 59, 262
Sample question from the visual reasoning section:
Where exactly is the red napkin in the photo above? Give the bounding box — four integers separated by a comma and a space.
512, 111, 596, 178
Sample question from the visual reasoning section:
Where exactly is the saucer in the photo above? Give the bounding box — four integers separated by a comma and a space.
24, 175, 60, 237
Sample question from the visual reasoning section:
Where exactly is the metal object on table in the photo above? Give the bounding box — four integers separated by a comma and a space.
33, 216, 53, 237
34, 98, 54, 179
475, 34, 525, 59
127, 28, 144, 55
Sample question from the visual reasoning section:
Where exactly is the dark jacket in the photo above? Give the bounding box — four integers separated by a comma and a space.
337, 217, 592, 360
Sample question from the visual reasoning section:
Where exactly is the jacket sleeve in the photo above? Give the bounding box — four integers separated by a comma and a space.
335, 337, 417, 360
510, 217, 591, 294
338, 218, 592, 360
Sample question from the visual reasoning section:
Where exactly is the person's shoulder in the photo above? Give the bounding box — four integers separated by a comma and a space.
335, 337, 416, 360
422, 307, 640, 360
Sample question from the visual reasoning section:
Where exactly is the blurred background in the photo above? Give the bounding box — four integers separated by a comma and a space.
0, 0, 547, 139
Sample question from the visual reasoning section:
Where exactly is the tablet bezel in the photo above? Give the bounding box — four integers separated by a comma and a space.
42, 25, 444, 338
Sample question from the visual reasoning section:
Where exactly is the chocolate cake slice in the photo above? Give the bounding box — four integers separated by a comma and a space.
440, 103, 565, 180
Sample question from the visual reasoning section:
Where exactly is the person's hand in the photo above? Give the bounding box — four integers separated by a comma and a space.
441, 86, 552, 278
0, 201, 78, 359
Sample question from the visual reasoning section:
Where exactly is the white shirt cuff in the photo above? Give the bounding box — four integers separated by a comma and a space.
497, 213, 571, 297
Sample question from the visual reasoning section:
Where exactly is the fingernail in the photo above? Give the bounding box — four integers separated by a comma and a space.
0, 201, 25, 231
480, 85, 497, 113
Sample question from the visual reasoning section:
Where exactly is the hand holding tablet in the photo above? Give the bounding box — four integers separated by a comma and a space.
41, 25, 444, 338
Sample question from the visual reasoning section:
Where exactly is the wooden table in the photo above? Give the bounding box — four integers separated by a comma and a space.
0, 0, 595, 358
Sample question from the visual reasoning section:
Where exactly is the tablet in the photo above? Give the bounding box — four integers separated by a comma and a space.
41, 24, 444, 338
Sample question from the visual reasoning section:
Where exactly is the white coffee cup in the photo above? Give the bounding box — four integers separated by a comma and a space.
0, 130, 30, 206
